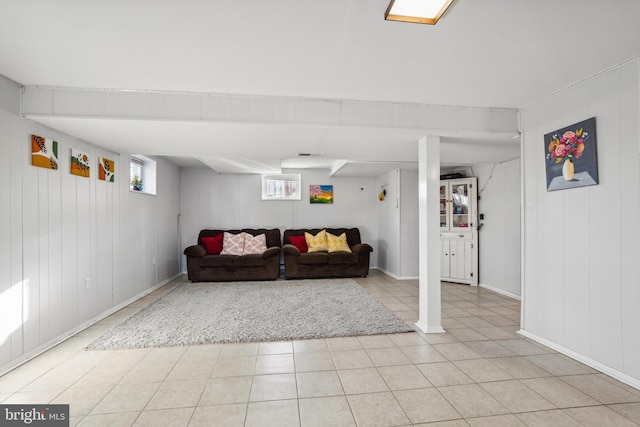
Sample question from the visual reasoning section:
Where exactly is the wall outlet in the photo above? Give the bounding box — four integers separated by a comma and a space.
152, 257, 157, 265
85, 277, 91, 290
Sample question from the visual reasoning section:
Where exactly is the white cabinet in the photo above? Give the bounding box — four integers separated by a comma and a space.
440, 178, 475, 232
440, 178, 478, 285
441, 235, 475, 283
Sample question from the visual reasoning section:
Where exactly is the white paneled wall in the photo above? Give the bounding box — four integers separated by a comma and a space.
400, 170, 419, 278
473, 159, 521, 298
376, 170, 400, 275
179, 168, 378, 268
0, 77, 181, 372
379, 165, 518, 283
520, 59, 640, 386
0, 74, 19, 113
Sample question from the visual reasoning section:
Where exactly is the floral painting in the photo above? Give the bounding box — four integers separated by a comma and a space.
98, 157, 115, 182
310, 185, 333, 204
31, 134, 58, 170
70, 149, 90, 178
544, 117, 598, 191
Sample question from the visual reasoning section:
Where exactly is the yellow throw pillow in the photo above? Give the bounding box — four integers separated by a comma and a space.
305, 229, 328, 253
327, 232, 352, 253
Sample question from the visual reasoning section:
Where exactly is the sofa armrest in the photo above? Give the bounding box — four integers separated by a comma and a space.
282, 244, 301, 256
351, 243, 373, 255
262, 246, 282, 259
184, 244, 206, 257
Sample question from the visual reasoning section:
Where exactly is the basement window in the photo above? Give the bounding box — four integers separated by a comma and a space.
262, 174, 301, 200
130, 155, 157, 195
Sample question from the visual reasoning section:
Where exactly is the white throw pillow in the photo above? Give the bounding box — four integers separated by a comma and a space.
220, 232, 245, 256
243, 233, 267, 255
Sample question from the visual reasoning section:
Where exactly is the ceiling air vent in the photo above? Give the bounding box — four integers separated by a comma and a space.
297, 153, 323, 157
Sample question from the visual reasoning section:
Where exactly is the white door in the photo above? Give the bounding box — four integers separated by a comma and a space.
441, 240, 450, 278
446, 238, 474, 280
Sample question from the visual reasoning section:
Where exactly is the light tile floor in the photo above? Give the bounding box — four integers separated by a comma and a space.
1, 270, 640, 426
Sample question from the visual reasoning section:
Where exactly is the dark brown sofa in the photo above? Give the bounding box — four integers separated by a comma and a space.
282, 228, 373, 279
184, 229, 281, 282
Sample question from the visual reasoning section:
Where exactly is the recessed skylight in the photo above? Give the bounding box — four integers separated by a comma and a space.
385, 0, 454, 25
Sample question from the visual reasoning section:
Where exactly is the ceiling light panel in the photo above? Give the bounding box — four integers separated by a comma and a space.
385, 0, 454, 25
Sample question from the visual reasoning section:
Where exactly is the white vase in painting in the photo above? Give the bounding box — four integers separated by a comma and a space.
562, 158, 574, 181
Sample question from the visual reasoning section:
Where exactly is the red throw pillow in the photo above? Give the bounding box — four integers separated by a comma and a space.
201, 234, 223, 255
289, 235, 308, 253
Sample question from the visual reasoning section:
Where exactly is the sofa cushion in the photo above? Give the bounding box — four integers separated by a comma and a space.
233, 254, 267, 267
201, 234, 223, 255
328, 252, 359, 264
327, 232, 352, 253
289, 235, 308, 253
200, 254, 237, 267
297, 252, 329, 265
305, 229, 328, 253
243, 233, 267, 255
327, 228, 362, 247
221, 232, 245, 255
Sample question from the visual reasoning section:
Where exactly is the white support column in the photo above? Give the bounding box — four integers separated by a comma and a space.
416, 136, 445, 334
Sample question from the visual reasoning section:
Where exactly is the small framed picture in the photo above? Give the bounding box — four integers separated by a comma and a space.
309, 185, 333, 204
544, 117, 598, 191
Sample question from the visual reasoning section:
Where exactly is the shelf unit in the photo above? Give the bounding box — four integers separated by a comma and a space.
440, 177, 478, 285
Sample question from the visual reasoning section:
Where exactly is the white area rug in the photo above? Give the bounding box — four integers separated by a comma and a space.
86, 278, 413, 350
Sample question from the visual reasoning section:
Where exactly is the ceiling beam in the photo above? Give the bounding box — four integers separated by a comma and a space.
22, 86, 519, 139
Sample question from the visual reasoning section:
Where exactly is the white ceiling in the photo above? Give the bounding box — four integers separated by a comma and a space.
2, 0, 639, 175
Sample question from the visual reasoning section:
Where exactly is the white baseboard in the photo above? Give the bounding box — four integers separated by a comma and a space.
0, 273, 183, 376
373, 267, 418, 281
518, 329, 640, 392
479, 282, 521, 301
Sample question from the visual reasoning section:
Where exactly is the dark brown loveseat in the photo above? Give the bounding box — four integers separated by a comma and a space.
184, 229, 281, 282
282, 228, 373, 279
